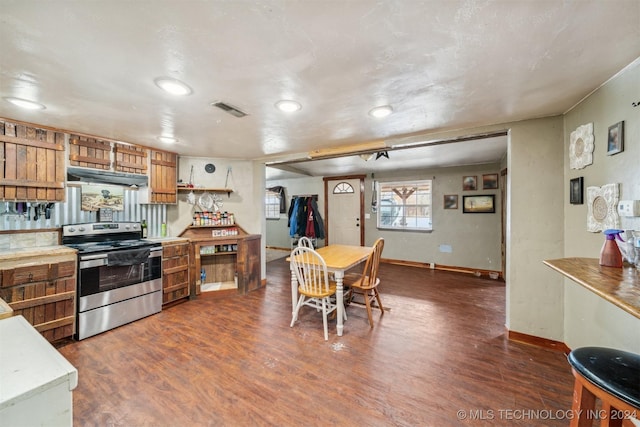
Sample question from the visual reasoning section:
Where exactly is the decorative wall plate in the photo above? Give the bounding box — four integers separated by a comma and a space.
569, 123, 594, 170
586, 183, 620, 232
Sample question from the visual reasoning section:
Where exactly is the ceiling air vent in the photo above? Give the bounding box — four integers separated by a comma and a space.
211, 101, 248, 118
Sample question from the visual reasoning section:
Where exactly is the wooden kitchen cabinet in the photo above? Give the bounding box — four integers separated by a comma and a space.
179, 225, 262, 298
68, 134, 112, 170
0, 250, 77, 343
0, 120, 66, 202
147, 149, 178, 204
161, 240, 190, 305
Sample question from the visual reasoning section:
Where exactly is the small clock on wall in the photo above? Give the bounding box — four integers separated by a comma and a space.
205, 163, 216, 173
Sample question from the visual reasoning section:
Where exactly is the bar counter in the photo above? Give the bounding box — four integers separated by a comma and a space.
544, 257, 640, 320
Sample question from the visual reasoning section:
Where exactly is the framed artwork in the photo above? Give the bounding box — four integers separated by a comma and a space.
462, 176, 477, 191
81, 184, 124, 211
482, 174, 499, 190
444, 194, 458, 209
570, 177, 584, 205
463, 195, 495, 213
607, 121, 624, 155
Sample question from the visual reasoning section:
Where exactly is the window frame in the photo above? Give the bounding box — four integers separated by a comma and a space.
376, 179, 433, 231
265, 189, 281, 220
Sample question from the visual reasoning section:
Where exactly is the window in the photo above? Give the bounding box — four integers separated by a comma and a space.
333, 182, 354, 194
377, 179, 432, 231
265, 189, 281, 219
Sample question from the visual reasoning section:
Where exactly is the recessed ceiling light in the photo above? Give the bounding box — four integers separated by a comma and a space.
157, 136, 178, 144
275, 100, 302, 113
4, 97, 46, 110
154, 77, 192, 96
368, 105, 393, 118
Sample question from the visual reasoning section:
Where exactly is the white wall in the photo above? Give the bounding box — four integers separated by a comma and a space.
168, 156, 262, 237
562, 59, 640, 352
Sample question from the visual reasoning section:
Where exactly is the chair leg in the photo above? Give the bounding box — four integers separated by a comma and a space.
322, 297, 329, 341
570, 377, 596, 427
290, 295, 305, 327
374, 289, 384, 313
363, 290, 374, 328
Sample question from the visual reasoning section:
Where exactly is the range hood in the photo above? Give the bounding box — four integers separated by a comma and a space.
67, 166, 148, 187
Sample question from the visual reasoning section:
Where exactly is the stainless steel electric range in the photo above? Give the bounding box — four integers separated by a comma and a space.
62, 222, 163, 340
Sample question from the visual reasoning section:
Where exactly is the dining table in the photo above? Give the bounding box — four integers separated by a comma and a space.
289, 244, 373, 337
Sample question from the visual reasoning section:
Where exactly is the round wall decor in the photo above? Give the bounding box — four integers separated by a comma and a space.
569, 123, 594, 170
586, 183, 620, 232
205, 163, 216, 173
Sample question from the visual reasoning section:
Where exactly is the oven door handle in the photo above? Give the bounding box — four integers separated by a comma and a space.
80, 257, 108, 269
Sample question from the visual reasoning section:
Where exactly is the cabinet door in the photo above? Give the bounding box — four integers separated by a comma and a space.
162, 243, 190, 305
0, 260, 76, 342
237, 236, 261, 294
149, 150, 177, 204
114, 142, 147, 175
68, 134, 112, 170
0, 121, 65, 201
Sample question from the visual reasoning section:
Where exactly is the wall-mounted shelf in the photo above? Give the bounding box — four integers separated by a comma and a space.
177, 187, 233, 197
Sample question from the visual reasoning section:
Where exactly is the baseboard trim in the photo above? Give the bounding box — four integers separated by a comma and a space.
508, 330, 570, 354
381, 258, 503, 280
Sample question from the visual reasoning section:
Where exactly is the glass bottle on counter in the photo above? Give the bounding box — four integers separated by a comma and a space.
141, 219, 148, 238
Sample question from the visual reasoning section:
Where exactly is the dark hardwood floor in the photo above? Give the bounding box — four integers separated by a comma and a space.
57, 259, 575, 426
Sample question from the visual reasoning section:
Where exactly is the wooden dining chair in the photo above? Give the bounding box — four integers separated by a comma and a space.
290, 246, 343, 340
344, 238, 385, 327
297, 236, 314, 249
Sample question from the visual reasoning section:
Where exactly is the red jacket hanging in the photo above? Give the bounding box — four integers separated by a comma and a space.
305, 198, 316, 238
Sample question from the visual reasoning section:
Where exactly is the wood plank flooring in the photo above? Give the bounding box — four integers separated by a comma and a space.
56, 259, 575, 426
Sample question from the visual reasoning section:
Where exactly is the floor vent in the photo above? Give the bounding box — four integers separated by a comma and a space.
211, 101, 248, 118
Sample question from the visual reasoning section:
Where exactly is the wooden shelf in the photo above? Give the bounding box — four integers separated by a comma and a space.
544, 257, 640, 319
177, 187, 233, 196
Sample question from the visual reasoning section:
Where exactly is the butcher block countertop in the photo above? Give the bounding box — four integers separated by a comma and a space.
0, 246, 77, 264
543, 257, 640, 319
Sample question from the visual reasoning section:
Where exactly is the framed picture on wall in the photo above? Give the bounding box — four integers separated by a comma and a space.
482, 173, 499, 189
570, 177, 584, 205
463, 195, 495, 213
444, 194, 458, 209
462, 176, 477, 191
607, 121, 624, 155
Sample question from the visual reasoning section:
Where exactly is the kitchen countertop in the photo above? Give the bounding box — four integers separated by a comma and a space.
544, 257, 640, 319
0, 246, 77, 263
148, 237, 190, 244
0, 315, 77, 424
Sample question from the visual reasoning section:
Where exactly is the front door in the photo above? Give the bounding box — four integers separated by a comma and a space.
325, 177, 363, 246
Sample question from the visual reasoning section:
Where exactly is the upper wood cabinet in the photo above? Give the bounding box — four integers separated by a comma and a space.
0, 120, 66, 202
147, 150, 177, 204
114, 142, 147, 175
68, 134, 112, 170
68, 134, 177, 204
0, 118, 178, 204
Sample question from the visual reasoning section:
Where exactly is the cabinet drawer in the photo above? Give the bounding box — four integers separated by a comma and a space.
0, 261, 76, 288
163, 243, 189, 258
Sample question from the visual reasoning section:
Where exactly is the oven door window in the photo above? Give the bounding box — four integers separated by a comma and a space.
80, 264, 145, 297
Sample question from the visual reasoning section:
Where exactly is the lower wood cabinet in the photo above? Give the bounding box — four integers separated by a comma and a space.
179, 225, 262, 298
0, 250, 77, 343
161, 240, 190, 305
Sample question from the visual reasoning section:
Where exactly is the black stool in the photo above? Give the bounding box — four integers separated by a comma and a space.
567, 347, 640, 427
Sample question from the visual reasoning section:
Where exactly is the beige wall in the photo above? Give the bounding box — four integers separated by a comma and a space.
562, 59, 640, 352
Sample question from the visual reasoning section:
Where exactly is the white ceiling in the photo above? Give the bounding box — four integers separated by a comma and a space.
1, 1, 639, 179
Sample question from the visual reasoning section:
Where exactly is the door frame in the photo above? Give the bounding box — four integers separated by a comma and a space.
323, 175, 366, 246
